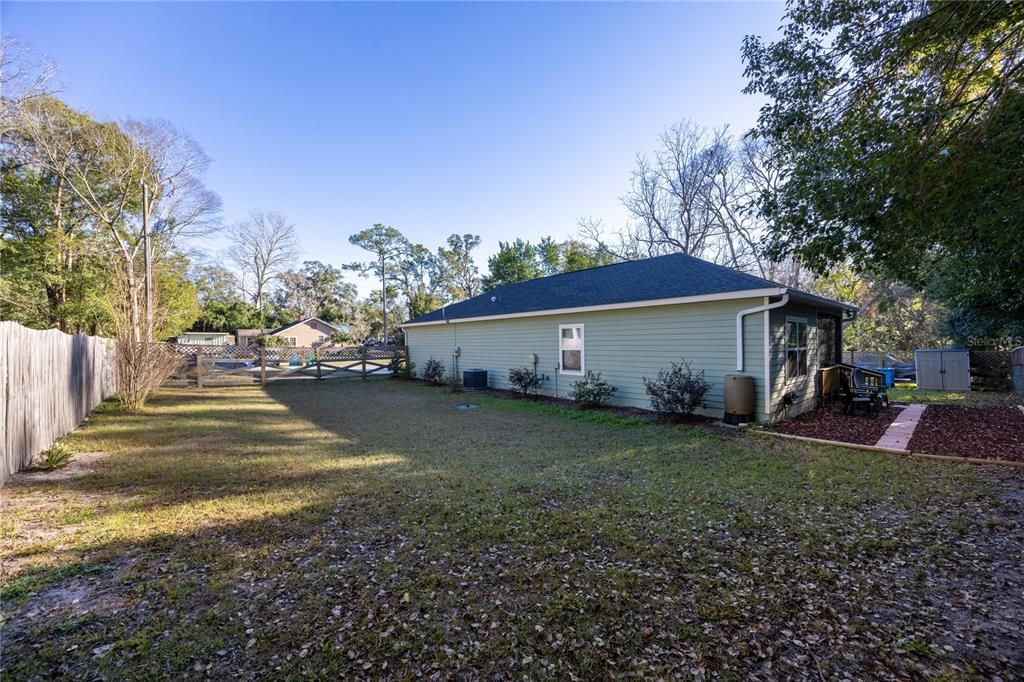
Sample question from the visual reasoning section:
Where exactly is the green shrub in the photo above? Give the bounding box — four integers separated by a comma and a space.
507, 367, 542, 396
568, 371, 617, 408
389, 354, 415, 380
643, 360, 710, 418
40, 441, 75, 470
256, 335, 290, 348
422, 357, 447, 385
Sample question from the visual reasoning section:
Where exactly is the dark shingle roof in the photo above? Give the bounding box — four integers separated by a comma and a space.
406, 253, 795, 324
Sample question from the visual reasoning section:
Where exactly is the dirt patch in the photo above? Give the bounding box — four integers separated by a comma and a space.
5, 451, 111, 487
909, 405, 1024, 461
771, 403, 902, 445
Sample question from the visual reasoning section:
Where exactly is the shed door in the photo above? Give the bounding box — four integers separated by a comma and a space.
942, 351, 971, 391
916, 352, 944, 390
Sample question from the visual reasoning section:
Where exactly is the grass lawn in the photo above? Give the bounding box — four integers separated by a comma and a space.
889, 381, 1022, 406
3, 380, 1023, 679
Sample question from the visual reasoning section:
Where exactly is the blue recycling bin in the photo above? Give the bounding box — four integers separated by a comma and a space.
879, 367, 895, 388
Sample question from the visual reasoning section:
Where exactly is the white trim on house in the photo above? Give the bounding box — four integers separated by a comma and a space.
403, 287, 788, 327
557, 323, 585, 376
735, 293, 790, 372
763, 300, 771, 417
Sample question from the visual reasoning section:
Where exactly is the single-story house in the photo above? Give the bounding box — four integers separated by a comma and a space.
175, 331, 235, 346
236, 317, 349, 348
402, 253, 856, 421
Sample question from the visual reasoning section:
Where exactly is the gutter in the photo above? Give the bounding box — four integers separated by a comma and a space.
736, 292, 789, 371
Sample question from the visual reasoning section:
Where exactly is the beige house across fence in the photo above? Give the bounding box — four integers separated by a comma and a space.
236, 317, 349, 347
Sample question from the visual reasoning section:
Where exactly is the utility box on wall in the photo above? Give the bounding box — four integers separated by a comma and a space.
915, 349, 971, 391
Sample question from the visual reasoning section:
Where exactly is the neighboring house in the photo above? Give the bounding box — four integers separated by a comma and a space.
236, 318, 349, 348
175, 331, 235, 346
235, 328, 275, 347
402, 253, 856, 422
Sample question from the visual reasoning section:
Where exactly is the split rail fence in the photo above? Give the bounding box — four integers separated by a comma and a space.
166, 344, 407, 387
0, 321, 118, 485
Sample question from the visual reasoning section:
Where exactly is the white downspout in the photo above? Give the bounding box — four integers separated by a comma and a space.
736, 292, 789, 371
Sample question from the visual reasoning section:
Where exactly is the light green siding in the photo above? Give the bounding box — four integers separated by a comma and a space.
406, 297, 770, 419
768, 301, 834, 419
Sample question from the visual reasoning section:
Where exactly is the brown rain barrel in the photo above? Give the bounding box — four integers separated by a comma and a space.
724, 374, 755, 425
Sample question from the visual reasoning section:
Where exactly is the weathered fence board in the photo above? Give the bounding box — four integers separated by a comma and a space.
0, 321, 117, 486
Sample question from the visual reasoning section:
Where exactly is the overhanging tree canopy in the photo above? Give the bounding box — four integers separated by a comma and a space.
743, 0, 1024, 341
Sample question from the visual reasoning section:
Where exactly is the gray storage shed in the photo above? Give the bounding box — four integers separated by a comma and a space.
915, 349, 971, 391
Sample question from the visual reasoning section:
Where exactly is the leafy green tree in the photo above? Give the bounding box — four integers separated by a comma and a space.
1, 98, 114, 333
743, 0, 1024, 339
483, 239, 542, 290
153, 254, 201, 340
436, 233, 482, 301
193, 300, 260, 333
483, 237, 616, 290
190, 263, 240, 306
810, 265, 947, 355
348, 225, 407, 340
273, 260, 357, 321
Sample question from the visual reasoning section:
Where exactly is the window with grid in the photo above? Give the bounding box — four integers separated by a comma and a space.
558, 324, 584, 375
786, 319, 808, 380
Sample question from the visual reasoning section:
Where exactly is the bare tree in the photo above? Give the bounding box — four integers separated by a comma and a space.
12, 100, 220, 341
0, 35, 56, 137
580, 120, 806, 283
226, 211, 300, 315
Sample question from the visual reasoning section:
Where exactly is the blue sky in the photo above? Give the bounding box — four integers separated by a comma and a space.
4, 1, 783, 291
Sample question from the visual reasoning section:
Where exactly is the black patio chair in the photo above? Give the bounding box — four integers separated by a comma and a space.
840, 368, 888, 415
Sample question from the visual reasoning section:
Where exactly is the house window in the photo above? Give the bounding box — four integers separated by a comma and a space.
558, 324, 584, 375
286, 336, 298, 347
786, 318, 808, 380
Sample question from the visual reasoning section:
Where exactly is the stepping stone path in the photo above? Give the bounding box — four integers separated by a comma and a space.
874, 404, 927, 451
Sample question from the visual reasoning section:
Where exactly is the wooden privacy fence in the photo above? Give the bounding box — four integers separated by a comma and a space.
166, 344, 407, 386
0, 321, 117, 486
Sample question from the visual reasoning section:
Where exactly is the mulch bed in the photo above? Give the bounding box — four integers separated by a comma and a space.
477, 387, 715, 426
771, 402, 903, 445
909, 405, 1024, 462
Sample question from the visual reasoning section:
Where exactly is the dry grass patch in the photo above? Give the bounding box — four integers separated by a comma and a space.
2, 380, 1023, 679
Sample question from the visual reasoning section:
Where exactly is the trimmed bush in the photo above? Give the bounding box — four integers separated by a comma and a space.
643, 360, 710, 418
422, 357, 447, 385
508, 367, 543, 396
568, 371, 617, 408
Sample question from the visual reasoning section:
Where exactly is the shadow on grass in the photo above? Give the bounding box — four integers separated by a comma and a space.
4, 380, 1023, 679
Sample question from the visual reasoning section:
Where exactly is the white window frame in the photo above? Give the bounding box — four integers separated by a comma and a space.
558, 323, 585, 376
285, 336, 298, 347
785, 316, 809, 381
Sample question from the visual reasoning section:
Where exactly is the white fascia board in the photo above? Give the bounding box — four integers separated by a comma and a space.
786, 289, 858, 312
402, 287, 787, 327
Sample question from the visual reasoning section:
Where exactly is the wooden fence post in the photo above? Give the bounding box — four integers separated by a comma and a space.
315, 347, 322, 380
195, 347, 204, 389
260, 348, 267, 386
361, 345, 368, 381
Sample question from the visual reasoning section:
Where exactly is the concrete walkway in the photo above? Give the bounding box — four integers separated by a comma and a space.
874, 403, 927, 451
